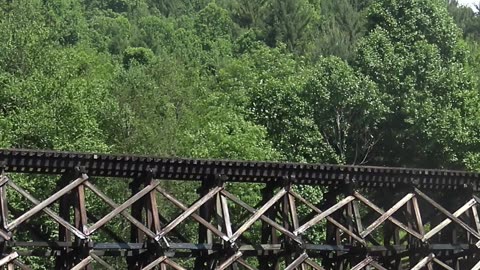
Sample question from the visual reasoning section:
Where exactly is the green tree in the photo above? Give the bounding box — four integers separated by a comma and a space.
228, 0, 269, 28
217, 45, 329, 163
0, 1, 51, 77
312, 0, 368, 60
133, 15, 176, 54
123, 46, 154, 67
263, 0, 320, 53
150, 0, 210, 17
42, 0, 88, 45
301, 56, 387, 164
189, 3, 236, 75
89, 15, 132, 54
109, 56, 196, 156
356, 0, 480, 168
447, 0, 480, 40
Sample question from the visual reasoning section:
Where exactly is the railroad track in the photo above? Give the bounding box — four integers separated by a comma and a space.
0, 148, 478, 190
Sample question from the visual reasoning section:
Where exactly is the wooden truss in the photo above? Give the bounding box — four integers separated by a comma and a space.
0, 173, 479, 269
0, 150, 480, 269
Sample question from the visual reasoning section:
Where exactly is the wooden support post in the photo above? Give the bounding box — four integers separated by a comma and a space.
127, 178, 145, 270
216, 190, 237, 270
405, 197, 417, 270
0, 168, 9, 234
282, 185, 293, 267
144, 172, 164, 270
55, 173, 74, 270
283, 182, 306, 270
194, 180, 215, 270
437, 190, 459, 270
73, 181, 90, 270
467, 203, 480, 269
344, 182, 362, 269
454, 187, 474, 270
323, 188, 341, 270
258, 183, 279, 270
0, 167, 11, 268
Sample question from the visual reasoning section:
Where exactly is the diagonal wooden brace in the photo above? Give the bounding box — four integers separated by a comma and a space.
411, 253, 435, 270
432, 258, 455, 270
304, 258, 325, 270
141, 256, 167, 270
71, 252, 115, 270
360, 193, 415, 238
237, 258, 259, 270
84, 181, 157, 239
7, 174, 88, 230
368, 260, 388, 270
472, 258, 480, 270
0, 252, 18, 266
90, 253, 115, 270
290, 190, 365, 245
354, 192, 423, 240
285, 253, 309, 270
222, 189, 302, 244
423, 198, 476, 241
415, 188, 480, 245
228, 187, 288, 242
88, 180, 160, 235
351, 257, 374, 270
156, 186, 223, 240
0, 176, 10, 240
215, 251, 243, 270
163, 258, 187, 270
7, 180, 87, 239
156, 186, 229, 241
70, 255, 94, 270
295, 196, 355, 236
220, 193, 233, 238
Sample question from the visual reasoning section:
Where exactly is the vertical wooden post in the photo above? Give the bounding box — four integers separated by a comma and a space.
282, 179, 306, 270
258, 182, 279, 270
344, 182, 363, 269
324, 188, 341, 270
55, 173, 74, 270
127, 178, 145, 270
216, 188, 238, 270
144, 170, 165, 270
438, 190, 458, 269
0, 165, 11, 269
405, 199, 415, 269
0, 165, 8, 233
406, 191, 422, 270
128, 169, 161, 269
73, 179, 91, 270
194, 180, 215, 270
454, 186, 473, 270
282, 185, 293, 267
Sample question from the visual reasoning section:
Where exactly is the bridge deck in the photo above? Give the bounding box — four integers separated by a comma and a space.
0, 148, 478, 190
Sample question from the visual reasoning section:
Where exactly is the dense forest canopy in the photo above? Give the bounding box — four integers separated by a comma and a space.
2, 0, 480, 170
1, 1, 480, 268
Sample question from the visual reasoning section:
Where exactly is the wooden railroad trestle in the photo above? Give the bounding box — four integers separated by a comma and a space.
0, 149, 480, 269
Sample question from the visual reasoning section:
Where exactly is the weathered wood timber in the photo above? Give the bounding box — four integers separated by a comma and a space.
0, 148, 479, 269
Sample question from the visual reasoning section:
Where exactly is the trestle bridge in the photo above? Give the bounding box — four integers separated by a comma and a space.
0, 149, 479, 269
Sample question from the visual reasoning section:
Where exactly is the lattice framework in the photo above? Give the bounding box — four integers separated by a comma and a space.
0, 149, 479, 269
